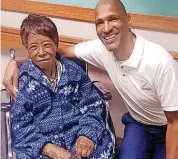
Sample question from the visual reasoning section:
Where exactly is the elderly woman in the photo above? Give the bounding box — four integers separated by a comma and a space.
10, 14, 115, 159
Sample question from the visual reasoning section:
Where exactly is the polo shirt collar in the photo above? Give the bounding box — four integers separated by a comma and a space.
121, 34, 145, 68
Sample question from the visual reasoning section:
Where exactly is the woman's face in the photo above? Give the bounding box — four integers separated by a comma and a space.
27, 32, 57, 70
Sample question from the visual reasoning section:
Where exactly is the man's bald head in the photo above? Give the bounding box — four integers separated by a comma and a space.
95, 0, 127, 15
94, 0, 131, 53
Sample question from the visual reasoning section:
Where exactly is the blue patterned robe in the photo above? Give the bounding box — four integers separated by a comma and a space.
10, 56, 115, 159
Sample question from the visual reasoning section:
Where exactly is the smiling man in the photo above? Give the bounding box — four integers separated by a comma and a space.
3, 0, 178, 159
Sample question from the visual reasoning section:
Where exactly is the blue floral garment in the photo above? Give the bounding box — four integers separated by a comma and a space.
10, 56, 115, 159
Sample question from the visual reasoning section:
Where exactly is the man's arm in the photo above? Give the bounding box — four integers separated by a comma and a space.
164, 111, 178, 159
3, 60, 20, 100
58, 45, 76, 58
15, 55, 29, 64
3, 46, 75, 99
4, 39, 102, 99
3, 55, 28, 99
154, 52, 178, 158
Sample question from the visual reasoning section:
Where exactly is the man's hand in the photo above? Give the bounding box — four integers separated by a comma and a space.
42, 143, 74, 159
3, 60, 19, 100
75, 136, 94, 159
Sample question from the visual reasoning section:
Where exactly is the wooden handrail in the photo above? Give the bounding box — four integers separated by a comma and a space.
2, 0, 178, 33
1, 26, 178, 61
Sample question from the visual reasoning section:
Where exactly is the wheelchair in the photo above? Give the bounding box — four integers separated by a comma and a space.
1, 50, 118, 159
1, 89, 15, 159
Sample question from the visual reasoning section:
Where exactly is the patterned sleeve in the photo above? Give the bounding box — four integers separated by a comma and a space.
77, 72, 106, 144
10, 76, 62, 159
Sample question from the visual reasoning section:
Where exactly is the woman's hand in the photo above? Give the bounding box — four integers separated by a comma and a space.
75, 136, 94, 159
42, 143, 74, 159
3, 60, 19, 100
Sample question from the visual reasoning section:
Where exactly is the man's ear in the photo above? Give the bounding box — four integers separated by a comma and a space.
127, 14, 132, 28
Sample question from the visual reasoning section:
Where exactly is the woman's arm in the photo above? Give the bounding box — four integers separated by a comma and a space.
42, 143, 73, 159
11, 89, 47, 158
11, 77, 70, 159
75, 72, 107, 158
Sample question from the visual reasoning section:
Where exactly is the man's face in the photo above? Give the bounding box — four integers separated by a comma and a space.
95, 3, 129, 52
27, 32, 57, 70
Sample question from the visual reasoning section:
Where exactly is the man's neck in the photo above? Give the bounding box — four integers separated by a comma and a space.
114, 32, 136, 61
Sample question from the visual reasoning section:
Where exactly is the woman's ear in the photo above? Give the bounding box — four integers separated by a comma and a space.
127, 14, 132, 28
56, 45, 59, 52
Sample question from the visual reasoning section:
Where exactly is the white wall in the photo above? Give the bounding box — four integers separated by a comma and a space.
2, 11, 178, 51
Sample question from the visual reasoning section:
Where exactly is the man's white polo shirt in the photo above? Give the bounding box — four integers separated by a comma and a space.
75, 35, 178, 125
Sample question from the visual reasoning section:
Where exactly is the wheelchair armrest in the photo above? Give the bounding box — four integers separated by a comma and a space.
92, 81, 112, 101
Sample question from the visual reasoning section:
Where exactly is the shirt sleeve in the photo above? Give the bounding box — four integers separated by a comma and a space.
74, 39, 105, 70
155, 59, 178, 111
10, 77, 63, 159
77, 72, 106, 144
